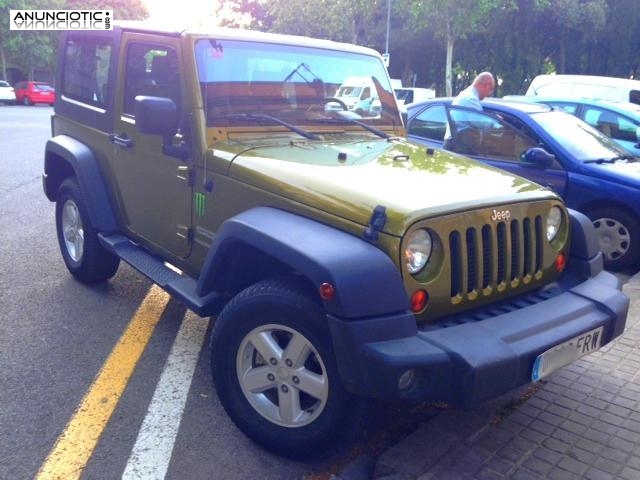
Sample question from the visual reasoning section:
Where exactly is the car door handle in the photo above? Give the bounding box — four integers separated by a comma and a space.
109, 133, 133, 148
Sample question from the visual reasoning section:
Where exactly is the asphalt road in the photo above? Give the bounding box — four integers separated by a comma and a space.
0, 105, 363, 480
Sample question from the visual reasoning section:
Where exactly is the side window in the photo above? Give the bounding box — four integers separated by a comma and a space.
629, 90, 640, 105
123, 43, 181, 116
61, 37, 112, 107
361, 87, 370, 100
449, 107, 536, 159
583, 106, 625, 140
408, 104, 447, 141
616, 115, 640, 142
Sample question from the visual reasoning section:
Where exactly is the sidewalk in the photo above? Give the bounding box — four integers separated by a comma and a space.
370, 272, 640, 480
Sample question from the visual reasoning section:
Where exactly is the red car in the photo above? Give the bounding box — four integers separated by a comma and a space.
14, 81, 56, 106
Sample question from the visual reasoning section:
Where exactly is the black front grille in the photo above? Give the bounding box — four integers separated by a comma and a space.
449, 215, 543, 299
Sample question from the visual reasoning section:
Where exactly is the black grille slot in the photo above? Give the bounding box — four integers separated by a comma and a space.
535, 216, 543, 272
481, 225, 492, 289
466, 228, 477, 293
450, 231, 462, 297
510, 220, 520, 281
497, 222, 506, 284
523, 218, 532, 276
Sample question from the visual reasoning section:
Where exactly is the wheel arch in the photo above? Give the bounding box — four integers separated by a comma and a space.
44, 135, 118, 232
197, 207, 409, 319
579, 199, 640, 227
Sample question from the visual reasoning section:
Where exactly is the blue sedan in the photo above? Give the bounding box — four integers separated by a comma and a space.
406, 98, 640, 271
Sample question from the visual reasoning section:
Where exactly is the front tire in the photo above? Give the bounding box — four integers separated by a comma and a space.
587, 207, 640, 271
55, 178, 120, 283
210, 277, 361, 458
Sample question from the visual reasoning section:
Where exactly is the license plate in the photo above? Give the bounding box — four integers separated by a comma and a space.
532, 326, 604, 382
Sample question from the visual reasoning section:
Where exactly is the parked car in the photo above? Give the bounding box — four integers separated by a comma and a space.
14, 81, 56, 106
406, 98, 640, 271
41, 24, 630, 458
505, 95, 640, 156
0, 80, 16, 104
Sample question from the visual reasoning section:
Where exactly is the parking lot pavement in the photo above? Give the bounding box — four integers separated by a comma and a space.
368, 272, 640, 480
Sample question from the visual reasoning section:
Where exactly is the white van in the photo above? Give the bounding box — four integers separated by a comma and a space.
525, 74, 640, 105
333, 76, 381, 116
394, 87, 436, 106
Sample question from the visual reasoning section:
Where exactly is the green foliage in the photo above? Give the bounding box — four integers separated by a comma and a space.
0, 0, 147, 81
265, 0, 387, 47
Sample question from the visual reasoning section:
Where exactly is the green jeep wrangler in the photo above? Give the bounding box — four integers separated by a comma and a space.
43, 23, 629, 457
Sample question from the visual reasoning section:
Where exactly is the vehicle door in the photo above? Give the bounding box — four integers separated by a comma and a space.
446, 106, 568, 196
406, 103, 448, 148
110, 34, 192, 258
580, 105, 640, 156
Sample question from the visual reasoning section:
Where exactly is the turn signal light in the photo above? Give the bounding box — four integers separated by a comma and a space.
319, 282, 336, 301
411, 290, 428, 313
555, 253, 567, 273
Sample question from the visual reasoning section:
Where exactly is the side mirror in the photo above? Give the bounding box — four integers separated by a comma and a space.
135, 96, 188, 160
522, 147, 555, 168
135, 96, 178, 137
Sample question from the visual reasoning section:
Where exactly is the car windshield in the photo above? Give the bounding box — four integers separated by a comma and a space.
34, 84, 54, 92
0, 81, 9, 88
530, 110, 632, 162
195, 38, 401, 130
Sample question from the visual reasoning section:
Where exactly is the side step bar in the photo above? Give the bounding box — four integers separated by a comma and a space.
98, 233, 226, 316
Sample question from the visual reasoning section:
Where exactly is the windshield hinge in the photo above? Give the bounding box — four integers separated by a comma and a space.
177, 166, 195, 186
177, 225, 193, 242
363, 205, 387, 242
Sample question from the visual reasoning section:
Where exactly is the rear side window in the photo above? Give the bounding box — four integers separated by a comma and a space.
630, 90, 640, 105
61, 37, 112, 108
408, 104, 447, 140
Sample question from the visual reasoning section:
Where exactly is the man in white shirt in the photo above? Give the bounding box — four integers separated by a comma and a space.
443, 72, 496, 150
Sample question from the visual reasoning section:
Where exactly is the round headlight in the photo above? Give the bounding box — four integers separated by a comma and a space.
405, 229, 433, 274
546, 206, 562, 241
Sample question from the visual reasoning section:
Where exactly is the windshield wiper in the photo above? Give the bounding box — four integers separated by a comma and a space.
219, 113, 319, 140
585, 155, 637, 164
312, 117, 390, 139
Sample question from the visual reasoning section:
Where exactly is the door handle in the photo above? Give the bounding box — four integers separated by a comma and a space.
109, 133, 133, 148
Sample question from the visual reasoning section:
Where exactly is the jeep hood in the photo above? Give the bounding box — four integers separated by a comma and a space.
224, 137, 555, 236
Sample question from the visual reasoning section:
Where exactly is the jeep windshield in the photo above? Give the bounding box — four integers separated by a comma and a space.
195, 38, 401, 133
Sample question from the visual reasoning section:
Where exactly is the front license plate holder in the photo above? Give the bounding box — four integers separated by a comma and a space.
532, 326, 604, 382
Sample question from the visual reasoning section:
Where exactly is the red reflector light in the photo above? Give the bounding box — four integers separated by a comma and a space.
411, 290, 428, 313
319, 282, 335, 301
555, 253, 567, 273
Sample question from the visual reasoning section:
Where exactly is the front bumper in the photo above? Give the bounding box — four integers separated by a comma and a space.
328, 269, 628, 406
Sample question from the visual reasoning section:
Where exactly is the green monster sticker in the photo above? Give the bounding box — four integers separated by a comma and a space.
194, 192, 206, 217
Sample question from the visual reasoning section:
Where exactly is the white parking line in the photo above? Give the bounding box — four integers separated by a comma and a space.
122, 311, 210, 480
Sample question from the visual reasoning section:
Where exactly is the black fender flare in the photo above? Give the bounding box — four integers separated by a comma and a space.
197, 207, 409, 319
566, 208, 603, 278
44, 135, 118, 232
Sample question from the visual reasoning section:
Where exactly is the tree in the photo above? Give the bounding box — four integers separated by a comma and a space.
265, 0, 386, 47
407, 0, 514, 96
0, 0, 148, 81
534, 0, 607, 73
214, 0, 273, 30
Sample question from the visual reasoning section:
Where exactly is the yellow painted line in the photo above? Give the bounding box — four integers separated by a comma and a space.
35, 285, 170, 480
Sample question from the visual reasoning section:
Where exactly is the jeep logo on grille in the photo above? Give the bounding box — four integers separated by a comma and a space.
491, 209, 511, 221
